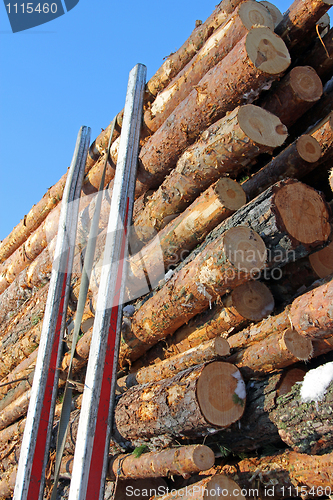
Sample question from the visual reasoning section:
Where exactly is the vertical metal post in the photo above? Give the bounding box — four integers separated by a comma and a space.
68, 63, 146, 500
13, 126, 91, 500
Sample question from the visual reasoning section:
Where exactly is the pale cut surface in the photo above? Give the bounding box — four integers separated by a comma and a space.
231, 281, 274, 321
215, 178, 246, 211
238, 104, 288, 147
246, 26, 291, 74
192, 445, 215, 470
223, 226, 267, 273
239, 1, 274, 30
260, 1, 283, 27
274, 182, 331, 244
197, 362, 245, 427
296, 135, 322, 162
309, 241, 333, 278
205, 475, 247, 499
282, 329, 313, 361
290, 66, 323, 102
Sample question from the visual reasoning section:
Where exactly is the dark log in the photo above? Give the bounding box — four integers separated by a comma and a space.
297, 26, 333, 81
114, 362, 246, 448
135, 28, 290, 197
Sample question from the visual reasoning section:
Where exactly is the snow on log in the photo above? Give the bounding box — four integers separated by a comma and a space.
114, 362, 246, 448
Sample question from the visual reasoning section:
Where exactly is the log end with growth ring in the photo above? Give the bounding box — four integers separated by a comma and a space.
309, 241, 333, 278
202, 475, 247, 500
214, 178, 247, 211
239, 1, 274, 31
223, 226, 267, 273
231, 280, 274, 321
296, 135, 322, 162
238, 104, 288, 148
277, 367, 306, 397
273, 181, 331, 245
259, 1, 283, 27
289, 66, 323, 103
191, 445, 216, 471
196, 362, 246, 427
280, 328, 313, 361
245, 26, 291, 75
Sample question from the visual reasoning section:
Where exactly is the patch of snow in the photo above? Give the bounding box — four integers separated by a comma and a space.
232, 370, 246, 400
300, 362, 333, 403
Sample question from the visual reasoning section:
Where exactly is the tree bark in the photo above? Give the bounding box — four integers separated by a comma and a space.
275, 0, 333, 59
229, 328, 313, 379
135, 28, 290, 197
150, 475, 245, 500
134, 104, 288, 243
0, 389, 30, 431
220, 449, 333, 496
81, 152, 116, 196
298, 26, 333, 81
114, 362, 246, 449
242, 134, 322, 198
260, 66, 323, 127
146, 0, 246, 96
145, 1, 274, 133
120, 226, 266, 367
117, 337, 230, 392
269, 373, 333, 454
311, 111, 333, 158
289, 277, 333, 339
0, 172, 67, 265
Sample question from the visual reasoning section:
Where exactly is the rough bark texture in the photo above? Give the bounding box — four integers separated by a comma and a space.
311, 111, 333, 158
120, 226, 266, 366
270, 376, 333, 454
0, 389, 30, 431
135, 28, 290, 197
114, 362, 246, 449
220, 449, 333, 496
108, 445, 215, 480
260, 66, 323, 127
145, 1, 274, 132
229, 328, 313, 379
134, 105, 288, 243
298, 26, 333, 81
81, 152, 116, 196
290, 278, 333, 339
117, 337, 230, 392
275, 0, 333, 59
242, 134, 322, 199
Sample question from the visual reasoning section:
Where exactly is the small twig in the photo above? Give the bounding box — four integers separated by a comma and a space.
0, 376, 30, 388
316, 24, 330, 58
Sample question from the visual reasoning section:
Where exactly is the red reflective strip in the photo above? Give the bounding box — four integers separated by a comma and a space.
27, 274, 67, 499
86, 199, 130, 499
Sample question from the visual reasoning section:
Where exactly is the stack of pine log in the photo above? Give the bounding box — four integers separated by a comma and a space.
1, 0, 333, 498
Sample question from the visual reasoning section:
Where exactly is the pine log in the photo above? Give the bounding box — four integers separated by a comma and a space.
128, 179, 246, 290
145, 1, 274, 133
269, 371, 333, 454
135, 28, 290, 197
117, 337, 230, 393
146, 0, 246, 96
330, 167, 333, 191
0, 172, 67, 265
228, 328, 313, 379
309, 240, 333, 277
242, 134, 322, 198
0, 370, 34, 414
114, 362, 246, 448
108, 445, 215, 481
298, 26, 333, 81
120, 226, 266, 366
260, 1, 283, 27
134, 104, 288, 243
220, 449, 333, 496
81, 152, 116, 196
260, 66, 323, 128
275, 0, 333, 59
0, 269, 32, 328
0, 419, 25, 449
108, 478, 168, 500
289, 277, 333, 339
0, 465, 17, 500
0, 389, 30, 431
311, 111, 333, 157
150, 475, 245, 500
131, 281, 274, 371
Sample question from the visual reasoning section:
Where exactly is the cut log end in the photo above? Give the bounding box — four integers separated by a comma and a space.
296, 135, 322, 163
196, 362, 246, 428
309, 241, 333, 278
330, 168, 333, 192
259, 1, 283, 27
273, 181, 331, 245
204, 476, 247, 500
290, 66, 323, 103
214, 337, 231, 357
246, 27, 291, 75
277, 368, 306, 397
238, 104, 288, 147
192, 445, 215, 471
231, 280, 274, 321
223, 226, 267, 273
281, 328, 313, 361
239, 1, 274, 31
215, 178, 246, 211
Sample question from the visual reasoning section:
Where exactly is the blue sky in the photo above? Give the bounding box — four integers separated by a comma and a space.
0, 0, 291, 241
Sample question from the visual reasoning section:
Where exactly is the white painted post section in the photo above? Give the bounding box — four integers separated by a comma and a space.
68, 64, 146, 500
